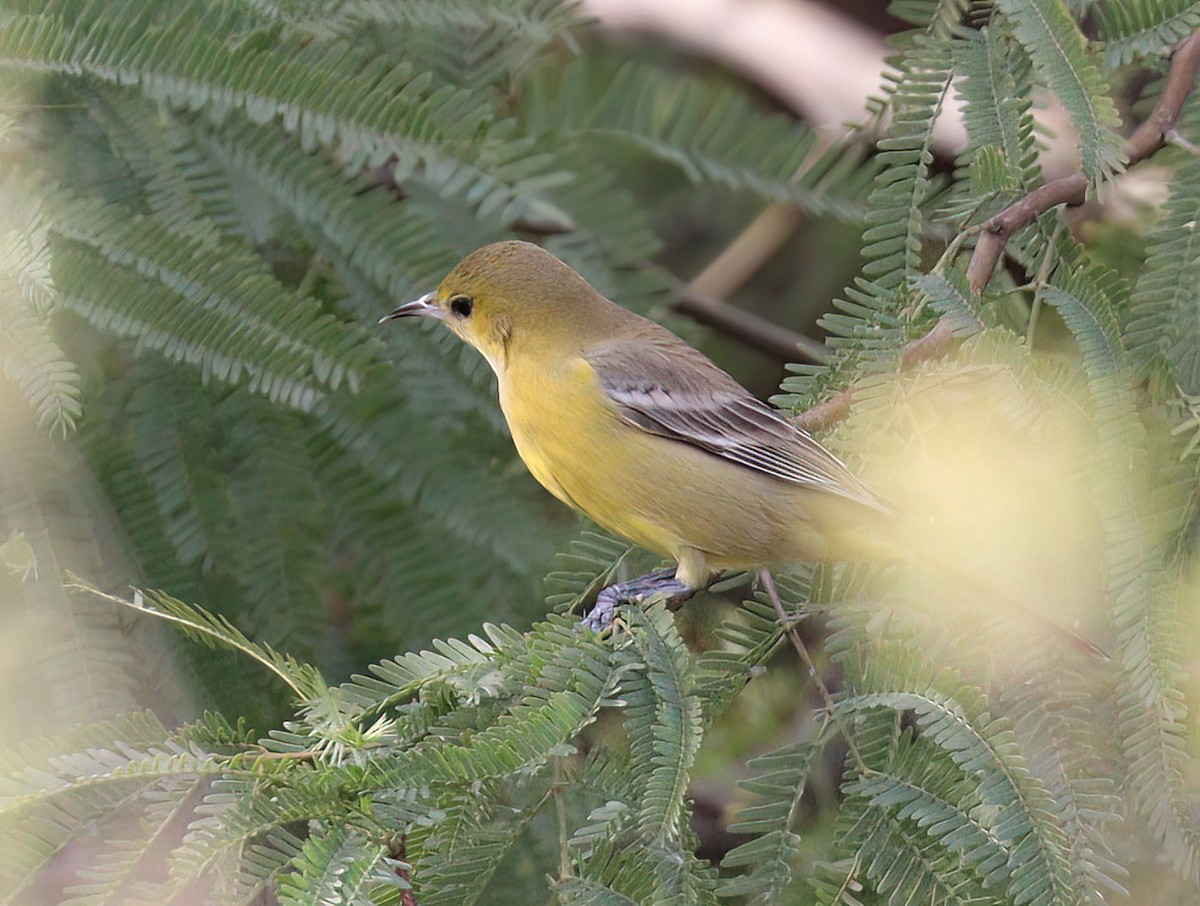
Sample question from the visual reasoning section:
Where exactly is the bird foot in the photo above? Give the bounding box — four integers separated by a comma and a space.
580, 568, 695, 632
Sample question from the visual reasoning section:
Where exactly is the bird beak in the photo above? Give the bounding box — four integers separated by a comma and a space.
378, 292, 442, 324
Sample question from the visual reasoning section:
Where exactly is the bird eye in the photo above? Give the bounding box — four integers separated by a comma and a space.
449, 295, 474, 318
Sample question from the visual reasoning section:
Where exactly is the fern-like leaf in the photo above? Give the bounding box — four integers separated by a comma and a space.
1097, 0, 1200, 69
1041, 262, 1200, 885
0, 176, 81, 437
994, 0, 1125, 185
618, 606, 703, 848
68, 581, 326, 702
1125, 156, 1200, 398
525, 58, 876, 221
838, 644, 1077, 905
860, 36, 953, 288
275, 824, 387, 906
954, 24, 1041, 197
717, 738, 825, 903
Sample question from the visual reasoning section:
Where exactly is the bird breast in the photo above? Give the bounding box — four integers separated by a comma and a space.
496, 356, 835, 570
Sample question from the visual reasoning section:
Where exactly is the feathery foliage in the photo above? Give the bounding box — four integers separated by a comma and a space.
995, 0, 1126, 185
2, 0, 1199, 903
1125, 155, 1200, 397
1097, 0, 1200, 69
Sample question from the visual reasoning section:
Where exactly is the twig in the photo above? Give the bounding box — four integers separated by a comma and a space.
1166, 128, 1200, 155
689, 203, 804, 300
1025, 220, 1067, 346
553, 757, 572, 880
965, 174, 1088, 293
900, 319, 956, 369
248, 749, 320, 763
793, 389, 853, 433
671, 127, 873, 364
796, 31, 1200, 429
670, 281, 830, 363
389, 835, 418, 906
967, 30, 1200, 294
790, 316, 957, 433
759, 569, 869, 775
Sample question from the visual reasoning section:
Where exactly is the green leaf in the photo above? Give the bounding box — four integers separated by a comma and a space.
1125, 156, 1200, 397
994, 0, 1125, 185
1097, 0, 1200, 69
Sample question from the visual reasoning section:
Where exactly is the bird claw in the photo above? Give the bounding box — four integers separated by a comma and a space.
580, 569, 694, 632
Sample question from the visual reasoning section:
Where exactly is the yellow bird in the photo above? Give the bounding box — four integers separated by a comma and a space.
381, 240, 887, 630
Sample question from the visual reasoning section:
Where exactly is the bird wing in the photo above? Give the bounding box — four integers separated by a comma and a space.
585, 334, 884, 511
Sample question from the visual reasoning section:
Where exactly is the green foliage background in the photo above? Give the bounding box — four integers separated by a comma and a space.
1, 0, 1199, 903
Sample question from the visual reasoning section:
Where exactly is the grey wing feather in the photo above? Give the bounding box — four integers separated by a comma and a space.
586, 335, 885, 511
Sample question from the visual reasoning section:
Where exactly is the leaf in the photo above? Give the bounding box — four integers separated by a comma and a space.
994, 0, 1125, 185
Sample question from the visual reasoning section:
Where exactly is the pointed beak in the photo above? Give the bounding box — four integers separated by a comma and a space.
378, 292, 441, 324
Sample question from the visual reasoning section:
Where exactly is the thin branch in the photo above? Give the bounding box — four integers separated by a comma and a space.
671, 124, 876, 363
1166, 128, 1200, 155
390, 835, 418, 906
670, 281, 830, 363
965, 174, 1087, 293
66, 576, 310, 700
759, 568, 869, 775
793, 389, 853, 433
900, 318, 956, 369
967, 30, 1200, 294
689, 203, 805, 300
790, 317, 957, 433
672, 203, 829, 362
1025, 220, 1067, 346
553, 757, 572, 880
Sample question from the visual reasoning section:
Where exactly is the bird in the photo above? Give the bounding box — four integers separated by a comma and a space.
379, 240, 890, 631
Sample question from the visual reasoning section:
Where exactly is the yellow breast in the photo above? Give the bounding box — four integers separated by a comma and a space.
498, 357, 673, 550
495, 356, 825, 572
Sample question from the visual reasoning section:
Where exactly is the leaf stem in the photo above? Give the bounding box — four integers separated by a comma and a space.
759, 569, 870, 776
554, 756, 572, 880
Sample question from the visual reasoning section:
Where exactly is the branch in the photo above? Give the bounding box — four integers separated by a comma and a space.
967, 30, 1200, 294
790, 318, 958, 432
900, 318, 957, 368
792, 388, 853, 433
670, 282, 830, 364
797, 34, 1200, 433
688, 203, 803, 301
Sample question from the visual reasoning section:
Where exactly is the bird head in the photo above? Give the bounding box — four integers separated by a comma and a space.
379, 240, 616, 373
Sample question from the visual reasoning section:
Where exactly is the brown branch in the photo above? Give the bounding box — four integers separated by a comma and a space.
689, 203, 804, 300
900, 318, 957, 368
793, 389, 853, 433
390, 834, 418, 906
797, 33, 1200, 432
967, 30, 1200, 294
759, 569, 867, 774
671, 282, 830, 363
672, 204, 834, 363
792, 318, 958, 432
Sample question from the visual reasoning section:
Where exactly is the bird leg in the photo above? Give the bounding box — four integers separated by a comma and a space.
581, 568, 696, 632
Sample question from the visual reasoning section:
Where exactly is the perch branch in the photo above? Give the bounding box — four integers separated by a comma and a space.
793, 388, 854, 434
689, 203, 805, 300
